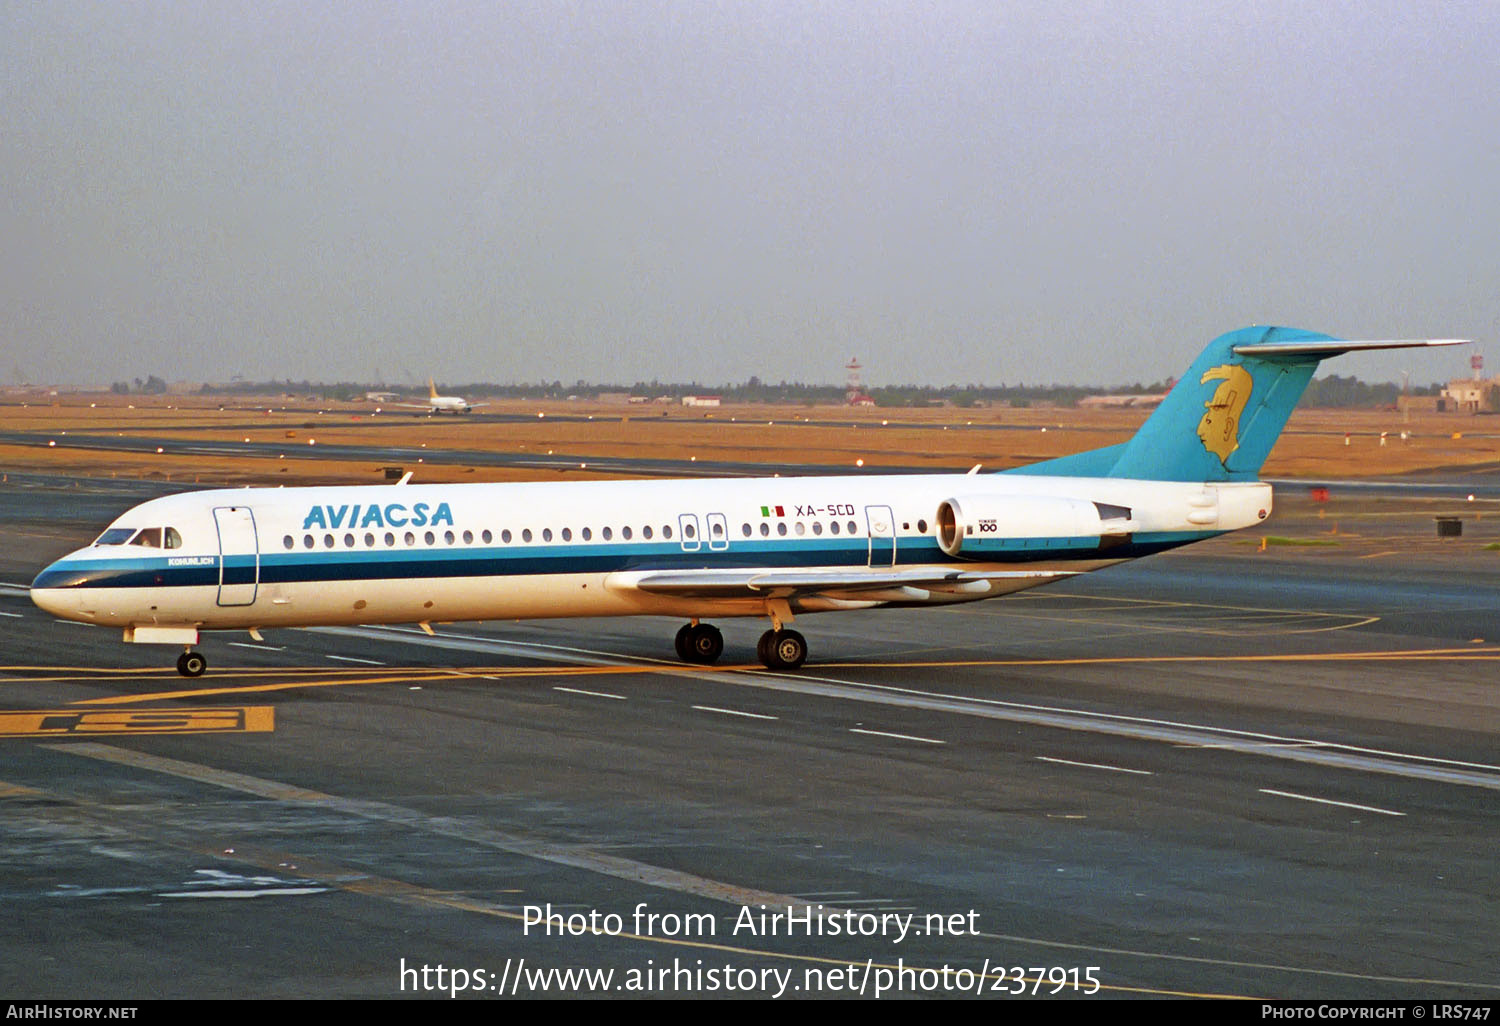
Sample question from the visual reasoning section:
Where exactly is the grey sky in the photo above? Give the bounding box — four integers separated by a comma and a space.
3, 1, 1496, 388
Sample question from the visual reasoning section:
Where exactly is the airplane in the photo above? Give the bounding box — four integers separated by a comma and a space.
30, 327, 1461, 678
392, 378, 487, 414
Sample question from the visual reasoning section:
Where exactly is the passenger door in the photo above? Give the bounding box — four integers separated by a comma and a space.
865, 504, 896, 566
213, 506, 259, 606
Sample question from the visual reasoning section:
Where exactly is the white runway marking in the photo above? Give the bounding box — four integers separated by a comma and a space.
229, 642, 284, 651
310, 624, 1500, 792
691, 705, 778, 720
553, 686, 626, 701
849, 728, 945, 745
1258, 789, 1405, 817
326, 654, 383, 665
1036, 756, 1153, 776
0, 611, 21, 618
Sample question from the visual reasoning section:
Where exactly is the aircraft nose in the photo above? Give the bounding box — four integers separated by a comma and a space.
30, 555, 87, 620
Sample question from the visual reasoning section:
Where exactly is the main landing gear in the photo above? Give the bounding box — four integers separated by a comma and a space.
176, 649, 207, 678
671, 621, 808, 672
674, 622, 724, 664
757, 628, 807, 671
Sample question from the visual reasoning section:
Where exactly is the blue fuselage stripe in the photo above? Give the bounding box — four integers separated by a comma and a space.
32, 533, 1216, 591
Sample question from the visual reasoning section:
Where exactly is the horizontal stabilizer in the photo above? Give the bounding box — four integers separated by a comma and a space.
1232, 339, 1467, 359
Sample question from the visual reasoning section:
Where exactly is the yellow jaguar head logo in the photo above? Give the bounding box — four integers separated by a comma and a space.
1197, 363, 1252, 465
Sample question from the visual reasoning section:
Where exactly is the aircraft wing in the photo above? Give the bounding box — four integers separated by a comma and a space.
607, 566, 1077, 603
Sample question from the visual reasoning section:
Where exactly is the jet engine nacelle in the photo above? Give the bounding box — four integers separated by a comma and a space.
935, 495, 1132, 558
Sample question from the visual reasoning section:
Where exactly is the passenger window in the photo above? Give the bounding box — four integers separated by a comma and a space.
622, 526, 632, 540
663, 525, 672, 539
643, 525, 653, 540
602, 527, 613, 541
283, 535, 294, 550
582, 527, 592, 541
830, 521, 840, 535
344, 533, 355, 547
481, 530, 492, 543
741, 523, 751, 537
404, 531, 416, 546
365, 533, 376, 547
463, 530, 474, 544
759, 523, 769, 537
918, 519, 928, 534
561, 528, 572, 541
385, 532, 395, 546
445, 530, 456, 544
847, 520, 858, 534
502, 529, 513, 543
712, 522, 723, 536
323, 534, 335, 548
164, 527, 182, 549
522, 529, 533, 543
794, 522, 805, 536
776, 523, 787, 537
303, 535, 315, 549
542, 528, 553, 542
424, 531, 435, 545
685, 524, 696, 539
812, 521, 823, 535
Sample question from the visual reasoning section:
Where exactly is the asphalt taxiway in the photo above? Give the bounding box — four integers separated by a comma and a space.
2, 474, 1498, 999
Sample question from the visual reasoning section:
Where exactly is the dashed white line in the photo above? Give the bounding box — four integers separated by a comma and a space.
691, 705, 779, 721
326, 654, 384, 665
0, 611, 22, 618
1258, 789, 1405, 817
1175, 742, 1327, 751
553, 686, 627, 701
229, 642, 284, 651
849, 728, 945, 745
1036, 756, 1154, 776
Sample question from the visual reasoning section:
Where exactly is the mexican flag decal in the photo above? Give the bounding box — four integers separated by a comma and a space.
760, 505, 784, 517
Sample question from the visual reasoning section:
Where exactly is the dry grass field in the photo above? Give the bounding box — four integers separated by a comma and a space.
3, 392, 1498, 487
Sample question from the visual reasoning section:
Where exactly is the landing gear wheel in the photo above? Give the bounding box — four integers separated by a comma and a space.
758, 629, 807, 671
756, 630, 775, 667
177, 650, 207, 678
679, 623, 724, 664
674, 623, 694, 661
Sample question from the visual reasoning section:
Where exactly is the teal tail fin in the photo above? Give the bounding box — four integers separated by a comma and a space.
1007, 326, 1461, 483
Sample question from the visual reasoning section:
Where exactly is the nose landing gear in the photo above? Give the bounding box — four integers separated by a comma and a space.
176, 649, 207, 678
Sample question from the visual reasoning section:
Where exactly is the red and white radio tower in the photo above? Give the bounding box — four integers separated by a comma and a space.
845, 357, 873, 406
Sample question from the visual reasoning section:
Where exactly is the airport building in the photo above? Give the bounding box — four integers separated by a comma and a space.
1438, 377, 1500, 413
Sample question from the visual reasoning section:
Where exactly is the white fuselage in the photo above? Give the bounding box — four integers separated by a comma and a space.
30, 472, 1271, 636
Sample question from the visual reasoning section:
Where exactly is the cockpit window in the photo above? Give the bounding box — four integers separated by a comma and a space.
164, 527, 182, 549
95, 528, 136, 546
130, 528, 163, 548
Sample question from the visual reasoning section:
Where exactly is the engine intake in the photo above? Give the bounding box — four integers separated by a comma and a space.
935, 495, 1133, 558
